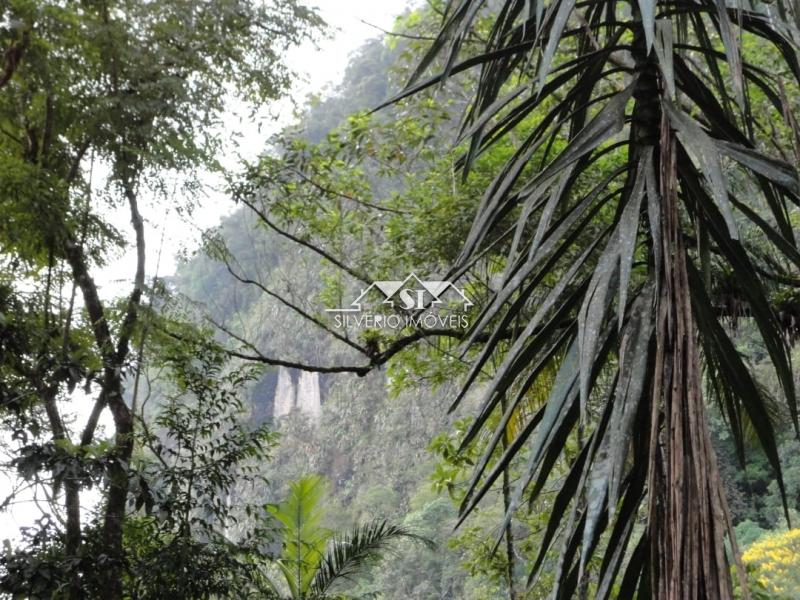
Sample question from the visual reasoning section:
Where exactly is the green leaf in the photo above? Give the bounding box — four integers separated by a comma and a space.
664, 100, 739, 239
268, 475, 331, 597
311, 519, 434, 595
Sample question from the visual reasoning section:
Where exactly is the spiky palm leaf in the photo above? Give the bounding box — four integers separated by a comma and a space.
388, 0, 800, 597
268, 475, 331, 598
311, 519, 435, 596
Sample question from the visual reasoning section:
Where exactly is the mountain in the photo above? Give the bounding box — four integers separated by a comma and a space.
169, 33, 491, 599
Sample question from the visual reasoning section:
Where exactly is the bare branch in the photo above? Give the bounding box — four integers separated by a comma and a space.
80, 389, 107, 446
219, 256, 367, 354
359, 19, 439, 41
220, 324, 486, 376
66, 140, 91, 185
289, 165, 409, 215
224, 348, 374, 375
115, 181, 146, 363
63, 238, 115, 361
238, 194, 370, 283
0, 29, 28, 90
74, 181, 143, 449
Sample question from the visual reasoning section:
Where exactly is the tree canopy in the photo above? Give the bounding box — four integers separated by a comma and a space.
3, 0, 800, 598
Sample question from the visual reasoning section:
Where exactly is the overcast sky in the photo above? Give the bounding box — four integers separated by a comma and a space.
0, 0, 410, 542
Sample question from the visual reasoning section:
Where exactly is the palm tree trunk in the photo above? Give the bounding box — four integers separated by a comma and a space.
629, 19, 738, 597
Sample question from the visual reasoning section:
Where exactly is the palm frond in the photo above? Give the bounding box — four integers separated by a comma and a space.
268, 475, 331, 598
392, 0, 800, 595
310, 519, 434, 596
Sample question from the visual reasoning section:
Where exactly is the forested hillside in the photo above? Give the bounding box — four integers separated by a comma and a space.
170, 35, 496, 598
4, 0, 800, 597
173, 17, 800, 599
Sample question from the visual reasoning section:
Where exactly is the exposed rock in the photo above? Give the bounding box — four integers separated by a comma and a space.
271, 366, 321, 422
296, 371, 322, 420
273, 367, 296, 418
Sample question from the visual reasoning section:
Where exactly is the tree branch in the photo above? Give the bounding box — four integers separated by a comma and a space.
114, 181, 146, 363
62, 239, 115, 362
238, 194, 370, 283
213, 324, 503, 377
359, 19, 439, 42
289, 165, 409, 215
219, 257, 367, 354
71, 181, 143, 449
0, 28, 29, 90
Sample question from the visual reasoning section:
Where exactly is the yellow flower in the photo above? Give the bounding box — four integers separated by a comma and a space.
742, 529, 800, 597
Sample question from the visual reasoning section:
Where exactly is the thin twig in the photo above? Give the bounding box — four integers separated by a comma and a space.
238, 194, 370, 283
359, 19, 438, 41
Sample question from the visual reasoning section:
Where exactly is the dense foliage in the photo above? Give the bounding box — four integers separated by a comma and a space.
208, 0, 800, 596
0, 0, 320, 597
3, 0, 800, 598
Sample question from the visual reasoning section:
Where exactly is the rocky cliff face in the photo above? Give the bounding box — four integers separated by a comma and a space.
273, 367, 295, 418
296, 371, 322, 420
271, 367, 322, 421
